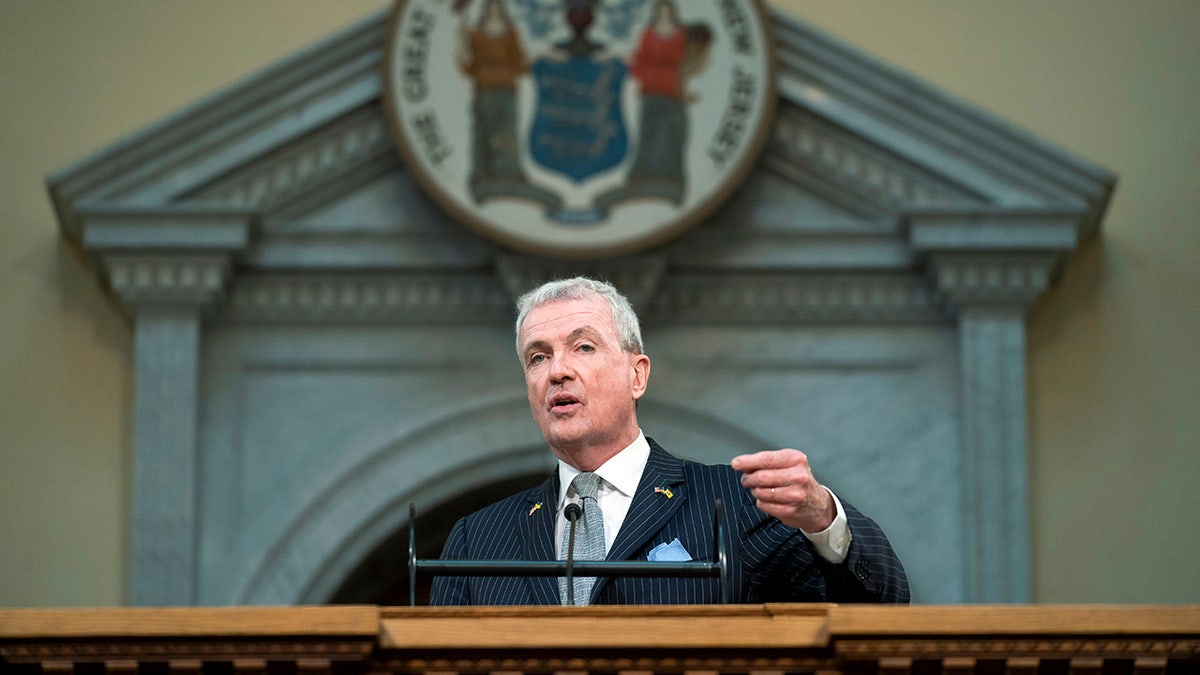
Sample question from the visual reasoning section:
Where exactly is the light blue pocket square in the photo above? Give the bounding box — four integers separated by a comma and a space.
648, 537, 692, 562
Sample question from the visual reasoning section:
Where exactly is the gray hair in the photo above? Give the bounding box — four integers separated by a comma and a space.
514, 277, 644, 357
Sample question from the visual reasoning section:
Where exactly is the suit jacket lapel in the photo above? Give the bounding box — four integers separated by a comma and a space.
520, 472, 561, 605
591, 440, 687, 600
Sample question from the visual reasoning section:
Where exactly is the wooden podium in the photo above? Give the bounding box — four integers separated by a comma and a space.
2, 605, 1198, 674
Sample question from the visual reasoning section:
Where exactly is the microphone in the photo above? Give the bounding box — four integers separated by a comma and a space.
564, 502, 583, 523
564, 502, 583, 605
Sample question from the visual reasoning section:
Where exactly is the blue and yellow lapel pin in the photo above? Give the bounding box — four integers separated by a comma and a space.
528, 502, 543, 516
654, 486, 674, 499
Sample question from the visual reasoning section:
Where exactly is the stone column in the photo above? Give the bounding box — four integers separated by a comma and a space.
83, 209, 250, 604
930, 253, 1057, 603
115, 257, 229, 604
910, 207, 1079, 602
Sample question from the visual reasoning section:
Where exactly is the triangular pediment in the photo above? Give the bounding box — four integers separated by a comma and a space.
51, 6, 1113, 311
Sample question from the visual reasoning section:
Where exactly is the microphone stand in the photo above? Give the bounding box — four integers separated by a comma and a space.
563, 502, 582, 606
408, 499, 729, 606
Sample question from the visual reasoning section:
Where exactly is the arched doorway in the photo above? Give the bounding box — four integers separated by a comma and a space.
328, 470, 548, 605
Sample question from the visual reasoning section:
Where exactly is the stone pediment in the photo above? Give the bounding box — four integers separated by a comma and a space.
49, 4, 1114, 607
51, 7, 1111, 310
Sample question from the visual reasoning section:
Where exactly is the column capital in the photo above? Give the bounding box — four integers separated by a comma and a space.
78, 206, 254, 315
104, 253, 232, 310
926, 252, 1059, 311
905, 206, 1082, 314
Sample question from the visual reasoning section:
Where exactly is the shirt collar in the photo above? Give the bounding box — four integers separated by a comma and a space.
557, 430, 650, 507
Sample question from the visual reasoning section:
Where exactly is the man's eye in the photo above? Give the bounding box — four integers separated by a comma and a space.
579, 343, 595, 352
529, 354, 546, 365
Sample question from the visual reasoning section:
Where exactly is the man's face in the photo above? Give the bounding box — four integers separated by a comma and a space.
518, 296, 650, 467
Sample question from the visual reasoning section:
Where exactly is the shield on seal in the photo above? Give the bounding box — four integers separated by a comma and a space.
528, 55, 628, 183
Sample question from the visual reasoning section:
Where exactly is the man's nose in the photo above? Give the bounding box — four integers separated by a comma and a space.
548, 352, 576, 381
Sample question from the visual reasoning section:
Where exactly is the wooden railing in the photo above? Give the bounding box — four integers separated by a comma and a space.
2, 605, 1198, 674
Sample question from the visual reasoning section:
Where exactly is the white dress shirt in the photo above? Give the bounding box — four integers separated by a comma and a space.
555, 432, 650, 553
554, 430, 852, 563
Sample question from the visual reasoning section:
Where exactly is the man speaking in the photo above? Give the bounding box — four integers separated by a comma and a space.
431, 277, 909, 605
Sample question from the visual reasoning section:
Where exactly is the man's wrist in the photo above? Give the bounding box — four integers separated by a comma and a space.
799, 486, 851, 563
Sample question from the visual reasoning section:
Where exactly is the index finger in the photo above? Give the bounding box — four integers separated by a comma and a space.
730, 449, 799, 472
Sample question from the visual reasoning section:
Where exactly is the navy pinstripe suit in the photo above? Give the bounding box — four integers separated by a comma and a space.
430, 439, 909, 605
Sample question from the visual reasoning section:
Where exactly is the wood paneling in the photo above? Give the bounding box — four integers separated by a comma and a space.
3, 605, 1197, 675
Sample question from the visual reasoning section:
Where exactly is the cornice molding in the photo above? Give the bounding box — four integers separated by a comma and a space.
217, 270, 944, 325
651, 273, 943, 324
224, 274, 511, 324
927, 253, 1058, 310
768, 108, 977, 213
189, 108, 391, 210
905, 208, 1080, 311
906, 207, 1081, 253
79, 207, 253, 313
79, 205, 256, 251
105, 254, 233, 310
770, 6, 1115, 238
48, 13, 386, 243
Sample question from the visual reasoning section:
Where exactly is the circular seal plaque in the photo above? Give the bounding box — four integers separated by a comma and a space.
383, 0, 777, 258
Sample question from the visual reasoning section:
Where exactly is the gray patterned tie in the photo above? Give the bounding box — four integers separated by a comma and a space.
559, 471, 606, 605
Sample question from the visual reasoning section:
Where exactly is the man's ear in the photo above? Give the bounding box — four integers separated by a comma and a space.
630, 353, 651, 399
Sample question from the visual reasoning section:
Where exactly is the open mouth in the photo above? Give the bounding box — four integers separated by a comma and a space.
550, 394, 580, 411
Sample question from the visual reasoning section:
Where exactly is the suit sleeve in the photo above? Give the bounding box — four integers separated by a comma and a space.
738, 476, 909, 604
428, 516, 470, 606
826, 500, 910, 603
